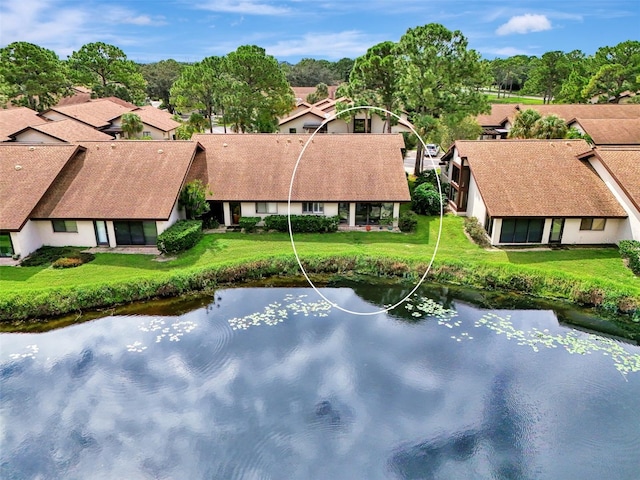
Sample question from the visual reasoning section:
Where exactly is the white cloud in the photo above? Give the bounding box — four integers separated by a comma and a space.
0, 0, 164, 58
496, 14, 552, 35
480, 46, 532, 57
263, 31, 383, 59
193, 0, 291, 15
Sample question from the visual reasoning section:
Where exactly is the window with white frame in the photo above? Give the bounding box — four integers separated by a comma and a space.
580, 218, 606, 231
256, 202, 278, 214
52, 220, 78, 233
302, 202, 324, 214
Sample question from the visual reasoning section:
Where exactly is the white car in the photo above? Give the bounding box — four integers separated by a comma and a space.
425, 144, 440, 157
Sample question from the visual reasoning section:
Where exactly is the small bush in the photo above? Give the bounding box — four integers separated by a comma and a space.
52, 257, 84, 269
157, 220, 202, 254
464, 217, 491, 248
619, 240, 640, 275
202, 217, 220, 229
239, 216, 260, 233
263, 215, 340, 233
398, 211, 418, 232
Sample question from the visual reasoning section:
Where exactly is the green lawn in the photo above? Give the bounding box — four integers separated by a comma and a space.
486, 94, 544, 105
1, 215, 638, 302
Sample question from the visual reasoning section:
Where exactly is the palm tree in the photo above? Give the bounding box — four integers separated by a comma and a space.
121, 112, 144, 139
532, 114, 568, 139
508, 108, 542, 139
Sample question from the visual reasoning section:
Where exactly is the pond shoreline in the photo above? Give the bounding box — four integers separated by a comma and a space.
1, 255, 639, 339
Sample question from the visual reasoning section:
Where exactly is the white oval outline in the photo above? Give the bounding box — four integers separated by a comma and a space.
287, 105, 444, 316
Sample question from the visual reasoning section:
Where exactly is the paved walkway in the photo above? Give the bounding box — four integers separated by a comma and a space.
83, 246, 161, 255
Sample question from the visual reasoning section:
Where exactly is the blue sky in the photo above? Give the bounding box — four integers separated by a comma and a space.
1, 0, 638, 63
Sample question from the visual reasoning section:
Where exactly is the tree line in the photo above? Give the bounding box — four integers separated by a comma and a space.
489, 41, 640, 104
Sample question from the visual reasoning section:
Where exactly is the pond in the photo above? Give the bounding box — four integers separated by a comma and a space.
2, 283, 640, 479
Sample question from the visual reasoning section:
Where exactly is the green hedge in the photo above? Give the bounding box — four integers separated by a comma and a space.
239, 216, 260, 232
156, 220, 202, 254
263, 215, 340, 233
619, 240, 640, 275
398, 211, 418, 232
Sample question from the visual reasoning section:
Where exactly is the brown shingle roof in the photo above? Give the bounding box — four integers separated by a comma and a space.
46, 98, 135, 128
0, 107, 47, 141
593, 147, 640, 212
192, 133, 410, 202
10, 119, 113, 142
455, 139, 627, 218
31, 141, 202, 221
133, 106, 181, 132
0, 144, 82, 230
570, 118, 640, 145
291, 86, 338, 101
477, 104, 640, 128
278, 107, 327, 126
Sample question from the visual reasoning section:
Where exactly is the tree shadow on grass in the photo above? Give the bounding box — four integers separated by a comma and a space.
504, 246, 620, 265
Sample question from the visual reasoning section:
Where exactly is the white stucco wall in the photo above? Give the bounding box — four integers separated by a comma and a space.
235, 202, 339, 224
33, 220, 98, 248
111, 118, 171, 140
588, 158, 640, 241
561, 218, 624, 244
156, 203, 183, 235
13, 130, 64, 143
466, 175, 486, 222
10, 221, 42, 258
279, 113, 328, 133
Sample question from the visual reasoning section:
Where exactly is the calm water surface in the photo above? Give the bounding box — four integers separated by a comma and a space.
2, 285, 640, 479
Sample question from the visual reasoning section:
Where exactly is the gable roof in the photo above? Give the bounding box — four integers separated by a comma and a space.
0, 144, 83, 230
192, 133, 410, 202
31, 141, 203, 221
453, 139, 627, 218
130, 105, 181, 132
477, 104, 640, 128
279, 106, 328, 126
10, 119, 113, 143
44, 98, 136, 128
569, 118, 640, 145
588, 147, 640, 212
0, 107, 47, 142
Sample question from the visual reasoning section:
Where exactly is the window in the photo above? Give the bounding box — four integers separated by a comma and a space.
303, 202, 324, 214
580, 218, 606, 231
289, 128, 297, 134
354, 119, 372, 133
354, 203, 393, 225
52, 220, 78, 233
499, 218, 544, 243
450, 164, 461, 185
143, 131, 151, 137
256, 202, 277, 214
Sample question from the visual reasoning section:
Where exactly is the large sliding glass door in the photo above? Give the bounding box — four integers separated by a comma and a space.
114, 221, 157, 246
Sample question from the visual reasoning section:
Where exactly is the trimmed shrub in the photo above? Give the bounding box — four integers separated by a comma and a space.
157, 220, 202, 254
52, 257, 84, 269
21, 246, 93, 267
464, 217, 491, 248
619, 240, 640, 275
239, 216, 260, 233
263, 215, 340, 233
398, 211, 418, 232
202, 217, 220, 229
